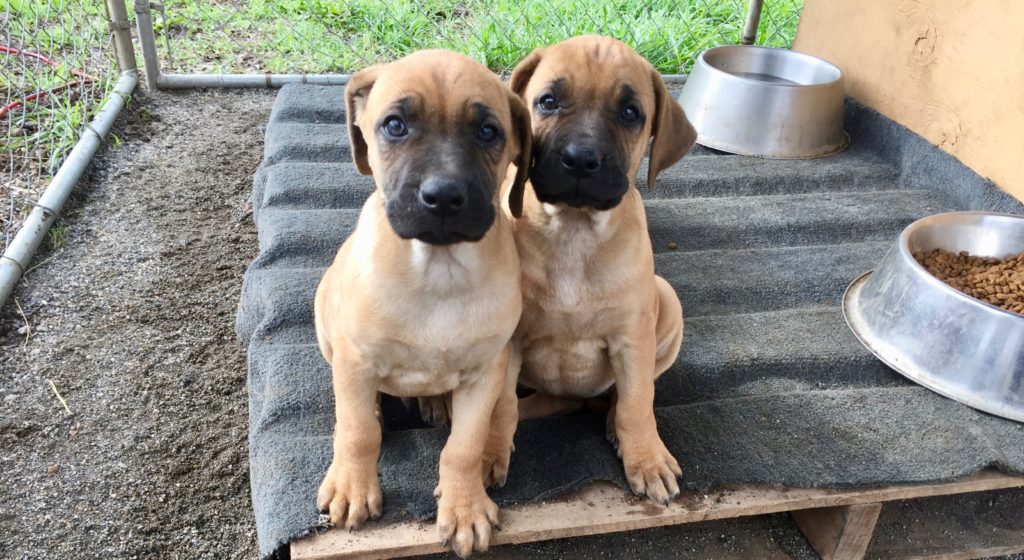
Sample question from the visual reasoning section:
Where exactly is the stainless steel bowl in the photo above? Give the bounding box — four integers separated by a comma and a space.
678, 46, 848, 159
844, 212, 1024, 422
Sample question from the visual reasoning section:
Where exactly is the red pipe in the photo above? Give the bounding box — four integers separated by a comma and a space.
0, 45, 99, 81
0, 80, 94, 119
1, 44, 99, 119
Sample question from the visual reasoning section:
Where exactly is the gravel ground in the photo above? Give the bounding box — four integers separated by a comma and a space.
1, 87, 1021, 560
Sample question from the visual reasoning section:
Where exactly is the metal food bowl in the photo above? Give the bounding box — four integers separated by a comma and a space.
844, 212, 1024, 422
678, 45, 848, 159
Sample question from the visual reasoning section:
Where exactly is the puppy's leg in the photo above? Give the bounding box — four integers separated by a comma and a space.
609, 319, 682, 506
653, 275, 684, 377
435, 349, 507, 558
482, 345, 521, 488
317, 348, 383, 530
517, 392, 584, 419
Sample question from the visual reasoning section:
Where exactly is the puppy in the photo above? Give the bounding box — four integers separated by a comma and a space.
314, 50, 531, 557
507, 36, 696, 505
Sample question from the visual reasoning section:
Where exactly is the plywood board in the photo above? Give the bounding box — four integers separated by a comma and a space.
793, 0, 1024, 203
291, 471, 1024, 560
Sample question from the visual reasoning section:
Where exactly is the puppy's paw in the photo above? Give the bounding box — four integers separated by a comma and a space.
621, 439, 682, 507
435, 482, 500, 558
316, 460, 382, 530
417, 394, 451, 427
605, 414, 621, 457
481, 447, 512, 489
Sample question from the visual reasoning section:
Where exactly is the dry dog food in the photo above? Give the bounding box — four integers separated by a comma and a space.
913, 248, 1024, 315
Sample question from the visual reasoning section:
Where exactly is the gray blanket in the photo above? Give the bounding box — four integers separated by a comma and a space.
237, 84, 1024, 559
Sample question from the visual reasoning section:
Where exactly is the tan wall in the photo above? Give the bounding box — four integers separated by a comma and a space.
793, 0, 1024, 202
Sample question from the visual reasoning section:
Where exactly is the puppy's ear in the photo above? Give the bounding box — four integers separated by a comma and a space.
345, 65, 382, 175
506, 90, 533, 219
509, 48, 544, 99
646, 67, 695, 189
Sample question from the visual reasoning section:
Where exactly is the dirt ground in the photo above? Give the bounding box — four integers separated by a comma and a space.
1, 88, 1022, 560
0, 89, 267, 559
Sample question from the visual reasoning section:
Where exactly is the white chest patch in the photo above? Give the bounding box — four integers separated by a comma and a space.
410, 240, 484, 294
542, 207, 614, 307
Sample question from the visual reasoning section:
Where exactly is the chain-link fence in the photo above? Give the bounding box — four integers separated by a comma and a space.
149, 0, 802, 76
1, 0, 802, 290
1, 0, 123, 252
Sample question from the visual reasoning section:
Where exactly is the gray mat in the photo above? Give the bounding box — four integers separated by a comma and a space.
237, 84, 1024, 559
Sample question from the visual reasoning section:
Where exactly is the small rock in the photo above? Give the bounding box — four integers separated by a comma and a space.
46, 464, 60, 474
667, 241, 678, 250
17, 325, 29, 335
4, 394, 17, 403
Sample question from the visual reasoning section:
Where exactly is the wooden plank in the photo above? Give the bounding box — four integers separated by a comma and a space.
291, 471, 1024, 560
793, 0, 1024, 203
791, 503, 882, 560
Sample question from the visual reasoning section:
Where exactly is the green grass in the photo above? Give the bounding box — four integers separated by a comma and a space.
157, 0, 803, 74
47, 222, 66, 249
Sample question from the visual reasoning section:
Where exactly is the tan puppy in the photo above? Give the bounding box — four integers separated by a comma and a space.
314, 50, 531, 557
507, 36, 696, 505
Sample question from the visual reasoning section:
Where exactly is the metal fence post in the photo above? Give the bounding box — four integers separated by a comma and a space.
133, 0, 162, 89
105, 0, 137, 72
742, 0, 765, 45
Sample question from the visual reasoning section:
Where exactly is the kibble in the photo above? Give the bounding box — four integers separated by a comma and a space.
913, 248, 1024, 316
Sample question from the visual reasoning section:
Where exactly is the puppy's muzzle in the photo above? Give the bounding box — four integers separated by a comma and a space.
418, 177, 468, 216
560, 142, 603, 178
531, 141, 627, 210
385, 173, 495, 246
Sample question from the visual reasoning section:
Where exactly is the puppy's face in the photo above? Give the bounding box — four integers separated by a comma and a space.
510, 36, 696, 210
346, 50, 531, 245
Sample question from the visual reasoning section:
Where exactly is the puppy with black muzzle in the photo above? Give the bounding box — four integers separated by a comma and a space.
507, 36, 696, 505
313, 50, 531, 557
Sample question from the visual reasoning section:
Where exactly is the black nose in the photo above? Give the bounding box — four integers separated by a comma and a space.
561, 143, 602, 177
419, 178, 468, 214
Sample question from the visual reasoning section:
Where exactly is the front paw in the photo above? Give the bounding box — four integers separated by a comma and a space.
317, 460, 382, 530
620, 438, 682, 506
434, 482, 500, 558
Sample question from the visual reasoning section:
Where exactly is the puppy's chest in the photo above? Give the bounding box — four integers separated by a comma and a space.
525, 215, 614, 308
522, 233, 630, 322
365, 293, 514, 397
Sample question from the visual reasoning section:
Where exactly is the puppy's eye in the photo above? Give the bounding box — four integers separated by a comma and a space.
537, 93, 559, 113
477, 123, 499, 143
621, 104, 641, 122
382, 116, 408, 138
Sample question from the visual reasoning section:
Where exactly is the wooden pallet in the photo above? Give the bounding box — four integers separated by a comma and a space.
291, 470, 1024, 560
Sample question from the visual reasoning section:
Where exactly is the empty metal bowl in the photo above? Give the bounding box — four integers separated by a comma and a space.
844, 212, 1024, 422
678, 45, 848, 159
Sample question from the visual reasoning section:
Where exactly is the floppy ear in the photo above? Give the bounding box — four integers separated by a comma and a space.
506, 90, 533, 219
646, 67, 695, 189
345, 65, 382, 175
509, 47, 544, 99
